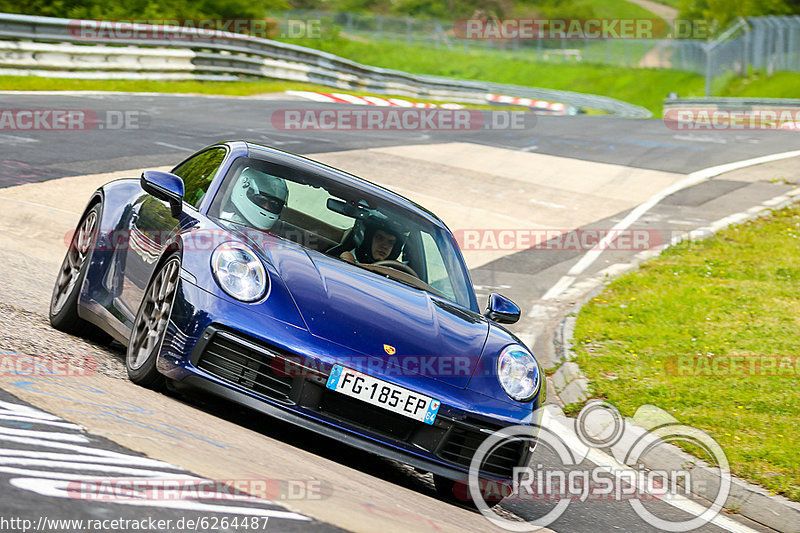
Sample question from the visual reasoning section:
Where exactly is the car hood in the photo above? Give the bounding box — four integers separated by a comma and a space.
253, 239, 489, 389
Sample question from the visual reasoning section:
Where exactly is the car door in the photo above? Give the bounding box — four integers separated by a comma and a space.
116, 147, 227, 327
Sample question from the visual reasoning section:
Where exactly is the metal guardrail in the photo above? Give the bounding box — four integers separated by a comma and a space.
0, 13, 651, 118
662, 97, 800, 131
665, 97, 800, 107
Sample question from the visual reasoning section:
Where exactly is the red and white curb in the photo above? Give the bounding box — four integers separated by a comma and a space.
286, 90, 577, 115
487, 93, 574, 114
285, 90, 464, 109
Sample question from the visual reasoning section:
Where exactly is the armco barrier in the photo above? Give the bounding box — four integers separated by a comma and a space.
663, 96, 800, 130
664, 96, 800, 110
0, 13, 651, 118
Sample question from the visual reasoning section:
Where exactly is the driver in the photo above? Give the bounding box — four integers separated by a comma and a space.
221, 167, 288, 231
340, 223, 403, 264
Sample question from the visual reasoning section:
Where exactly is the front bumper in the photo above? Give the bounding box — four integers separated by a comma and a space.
159, 279, 543, 482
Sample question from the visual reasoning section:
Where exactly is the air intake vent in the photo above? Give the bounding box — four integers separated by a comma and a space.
197, 331, 293, 403
438, 421, 527, 477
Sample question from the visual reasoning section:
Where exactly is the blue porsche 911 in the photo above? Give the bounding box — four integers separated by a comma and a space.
49, 141, 544, 500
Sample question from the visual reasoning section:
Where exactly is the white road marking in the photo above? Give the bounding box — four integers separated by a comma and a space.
0, 448, 179, 468
153, 141, 194, 152
541, 276, 575, 301
762, 195, 790, 206
0, 400, 311, 520
0, 426, 89, 443
526, 304, 555, 320
0, 134, 38, 144
0, 401, 63, 420
0, 415, 83, 430
529, 198, 567, 209
672, 134, 727, 144
0, 467, 193, 481
0, 196, 80, 215
539, 149, 800, 300
0, 457, 202, 477
542, 409, 760, 533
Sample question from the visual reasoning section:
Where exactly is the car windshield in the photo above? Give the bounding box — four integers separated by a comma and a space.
208, 156, 478, 312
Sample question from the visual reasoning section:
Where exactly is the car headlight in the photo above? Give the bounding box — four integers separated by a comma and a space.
497, 344, 540, 402
211, 242, 267, 302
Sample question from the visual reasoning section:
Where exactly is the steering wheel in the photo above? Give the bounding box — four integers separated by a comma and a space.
373, 260, 419, 278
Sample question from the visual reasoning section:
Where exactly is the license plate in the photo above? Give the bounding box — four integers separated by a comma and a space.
326, 364, 440, 425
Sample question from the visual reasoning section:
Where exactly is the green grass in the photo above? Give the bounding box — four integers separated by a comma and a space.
506, 0, 663, 18
573, 206, 800, 501
585, 0, 664, 19
650, 0, 683, 8
0, 77, 327, 96
283, 37, 706, 114
0, 76, 523, 110
719, 71, 800, 99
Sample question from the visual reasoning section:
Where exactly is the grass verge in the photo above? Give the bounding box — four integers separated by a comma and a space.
285, 36, 705, 115
719, 71, 800, 99
587, 0, 663, 19
0, 77, 328, 96
572, 205, 800, 501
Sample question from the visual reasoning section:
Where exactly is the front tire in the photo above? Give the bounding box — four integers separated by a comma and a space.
126, 252, 181, 390
50, 203, 101, 334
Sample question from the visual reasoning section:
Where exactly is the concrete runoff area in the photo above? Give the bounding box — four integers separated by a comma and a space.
291, 143, 686, 269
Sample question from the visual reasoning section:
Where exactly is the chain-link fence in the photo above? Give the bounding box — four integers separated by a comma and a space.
272, 12, 800, 95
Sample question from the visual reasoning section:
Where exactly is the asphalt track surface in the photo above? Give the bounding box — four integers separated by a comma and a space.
0, 91, 797, 533
1, 92, 798, 187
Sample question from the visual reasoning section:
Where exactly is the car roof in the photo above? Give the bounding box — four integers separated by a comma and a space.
242, 141, 449, 232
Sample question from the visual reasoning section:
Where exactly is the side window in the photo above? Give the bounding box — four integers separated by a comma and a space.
172, 148, 227, 207
420, 231, 456, 300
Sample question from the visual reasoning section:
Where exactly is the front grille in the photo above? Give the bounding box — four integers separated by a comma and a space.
438, 421, 528, 478
194, 327, 529, 479
197, 331, 293, 403
319, 390, 418, 440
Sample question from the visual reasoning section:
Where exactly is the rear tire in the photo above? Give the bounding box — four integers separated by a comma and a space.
126, 252, 181, 390
50, 203, 101, 335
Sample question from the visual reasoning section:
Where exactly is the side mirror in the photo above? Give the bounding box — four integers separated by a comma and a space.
141, 170, 184, 218
484, 293, 520, 324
